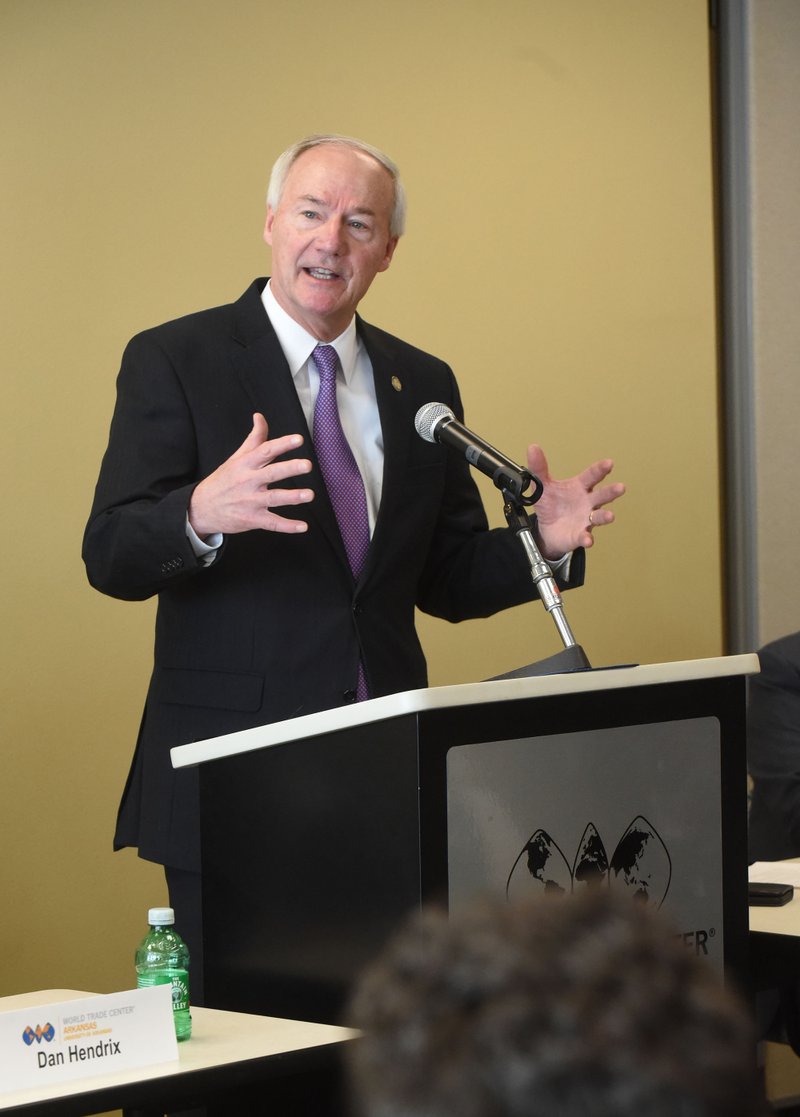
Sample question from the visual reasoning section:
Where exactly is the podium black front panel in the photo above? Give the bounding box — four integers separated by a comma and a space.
200, 716, 422, 1023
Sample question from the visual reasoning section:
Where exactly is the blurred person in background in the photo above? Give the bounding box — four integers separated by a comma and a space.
347, 889, 762, 1117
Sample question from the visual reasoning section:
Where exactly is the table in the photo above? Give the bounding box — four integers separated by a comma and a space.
0, 990, 356, 1116
750, 862, 800, 990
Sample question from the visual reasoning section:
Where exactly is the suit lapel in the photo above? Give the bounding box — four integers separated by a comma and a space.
358, 319, 415, 576
230, 281, 308, 435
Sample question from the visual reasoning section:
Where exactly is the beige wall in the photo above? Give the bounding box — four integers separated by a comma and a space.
1, 0, 721, 998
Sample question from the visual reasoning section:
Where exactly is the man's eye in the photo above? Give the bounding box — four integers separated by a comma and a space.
301, 210, 319, 220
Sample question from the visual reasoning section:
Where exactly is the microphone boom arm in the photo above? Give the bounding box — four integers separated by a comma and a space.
503, 490, 590, 667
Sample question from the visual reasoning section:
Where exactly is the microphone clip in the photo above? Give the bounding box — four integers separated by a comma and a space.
505, 471, 543, 506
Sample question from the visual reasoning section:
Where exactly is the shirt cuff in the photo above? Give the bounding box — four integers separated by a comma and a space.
186, 516, 222, 566
548, 552, 572, 580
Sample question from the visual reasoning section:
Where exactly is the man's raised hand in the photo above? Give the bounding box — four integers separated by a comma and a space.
188, 413, 314, 538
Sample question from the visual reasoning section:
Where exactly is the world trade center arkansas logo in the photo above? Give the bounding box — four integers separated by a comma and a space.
22, 1023, 55, 1045
506, 816, 672, 907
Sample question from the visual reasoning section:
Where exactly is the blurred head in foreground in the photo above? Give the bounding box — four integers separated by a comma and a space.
347, 889, 761, 1117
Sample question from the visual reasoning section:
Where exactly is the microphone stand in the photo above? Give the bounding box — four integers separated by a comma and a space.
491, 487, 591, 679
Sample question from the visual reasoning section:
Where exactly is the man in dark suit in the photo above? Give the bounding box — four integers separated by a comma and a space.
83, 134, 624, 996
748, 631, 800, 861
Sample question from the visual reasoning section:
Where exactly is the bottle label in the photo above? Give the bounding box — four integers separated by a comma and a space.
170, 971, 190, 1013
137, 970, 189, 1013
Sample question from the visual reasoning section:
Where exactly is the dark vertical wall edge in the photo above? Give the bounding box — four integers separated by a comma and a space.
712, 0, 758, 653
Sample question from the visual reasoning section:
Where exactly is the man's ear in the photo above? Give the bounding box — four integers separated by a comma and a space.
263, 207, 275, 247
379, 235, 400, 273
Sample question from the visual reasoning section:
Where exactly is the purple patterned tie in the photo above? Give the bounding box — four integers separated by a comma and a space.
311, 344, 370, 700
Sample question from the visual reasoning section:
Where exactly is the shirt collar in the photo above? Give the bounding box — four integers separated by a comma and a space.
262, 280, 359, 382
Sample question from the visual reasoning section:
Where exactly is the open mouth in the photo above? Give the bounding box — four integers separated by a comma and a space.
305, 267, 340, 281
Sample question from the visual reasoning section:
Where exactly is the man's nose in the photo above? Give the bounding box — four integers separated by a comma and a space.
315, 218, 347, 255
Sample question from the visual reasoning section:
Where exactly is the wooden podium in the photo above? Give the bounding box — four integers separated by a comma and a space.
172, 655, 757, 1024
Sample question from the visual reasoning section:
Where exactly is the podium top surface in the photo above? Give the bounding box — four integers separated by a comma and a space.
171, 653, 759, 770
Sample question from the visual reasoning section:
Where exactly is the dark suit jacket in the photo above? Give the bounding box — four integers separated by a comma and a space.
83, 279, 585, 872
748, 631, 800, 861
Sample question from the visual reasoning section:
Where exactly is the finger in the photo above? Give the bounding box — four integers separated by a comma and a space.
578, 458, 616, 489
263, 485, 315, 510
259, 456, 314, 486
526, 443, 550, 478
236, 412, 270, 456
261, 510, 311, 534
590, 481, 626, 506
248, 432, 307, 467
588, 509, 615, 528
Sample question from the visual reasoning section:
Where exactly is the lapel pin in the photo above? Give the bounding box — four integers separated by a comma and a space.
391, 375, 403, 392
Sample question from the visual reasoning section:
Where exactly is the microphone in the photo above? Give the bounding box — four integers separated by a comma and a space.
415, 402, 536, 499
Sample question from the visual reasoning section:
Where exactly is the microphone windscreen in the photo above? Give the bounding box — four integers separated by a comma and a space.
415, 402, 455, 443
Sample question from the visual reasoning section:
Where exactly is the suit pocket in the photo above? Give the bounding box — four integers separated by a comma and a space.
152, 666, 264, 712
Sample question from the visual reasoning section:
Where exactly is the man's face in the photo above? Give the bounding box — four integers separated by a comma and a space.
264, 144, 399, 341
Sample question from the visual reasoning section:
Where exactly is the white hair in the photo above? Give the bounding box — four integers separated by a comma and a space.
266, 134, 406, 237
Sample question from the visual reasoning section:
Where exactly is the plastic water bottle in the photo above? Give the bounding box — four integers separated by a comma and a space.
135, 907, 192, 1041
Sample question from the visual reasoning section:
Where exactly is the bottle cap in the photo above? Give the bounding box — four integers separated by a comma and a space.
147, 907, 175, 926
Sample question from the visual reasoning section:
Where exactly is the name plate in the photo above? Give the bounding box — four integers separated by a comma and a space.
0, 987, 178, 1094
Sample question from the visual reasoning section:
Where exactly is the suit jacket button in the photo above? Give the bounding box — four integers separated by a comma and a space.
343, 689, 357, 703
161, 556, 185, 575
